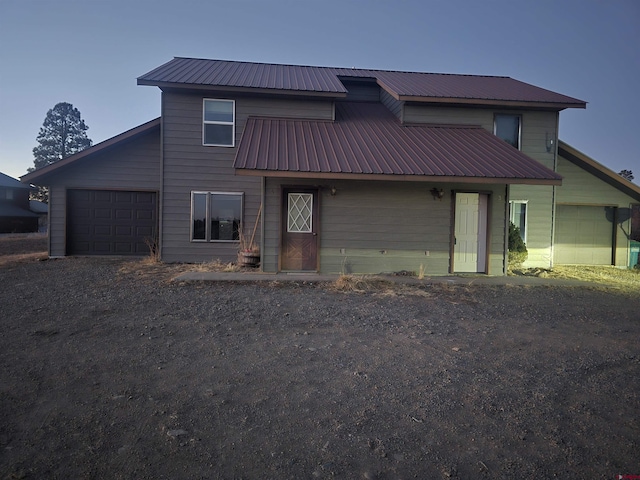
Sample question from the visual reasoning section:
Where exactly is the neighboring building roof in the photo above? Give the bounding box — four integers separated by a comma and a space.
0, 203, 39, 218
21, 118, 161, 183
234, 102, 562, 185
559, 140, 640, 201
29, 200, 48, 214
138, 57, 587, 110
0, 172, 32, 189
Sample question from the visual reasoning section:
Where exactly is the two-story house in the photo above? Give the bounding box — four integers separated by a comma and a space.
21, 58, 640, 273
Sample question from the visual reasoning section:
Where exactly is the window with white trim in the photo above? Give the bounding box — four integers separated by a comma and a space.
191, 191, 243, 242
509, 200, 528, 243
203, 99, 235, 147
494, 114, 521, 150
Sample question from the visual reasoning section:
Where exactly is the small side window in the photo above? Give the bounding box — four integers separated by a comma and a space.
203, 99, 235, 147
509, 200, 528, 243
494, 114, 521, 150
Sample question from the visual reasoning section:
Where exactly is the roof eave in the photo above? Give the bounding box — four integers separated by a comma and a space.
137, 79, 348, 99
21, 118, 161, 184
235, 168, 562, 186
558, 140, 640, 201
398, 95, 587, 110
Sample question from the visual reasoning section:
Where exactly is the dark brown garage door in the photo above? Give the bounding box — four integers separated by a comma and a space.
67, 190, 157, 255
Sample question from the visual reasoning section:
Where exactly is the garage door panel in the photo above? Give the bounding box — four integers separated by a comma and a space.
555, 205, 614, 265
115, 209, 132, 219
136, 225, 154, 237
115, 192, 133, 202
93, 225, 112, 236
136, 192, 154, 203
115, 225, 132, 236
67, 189, 157, 255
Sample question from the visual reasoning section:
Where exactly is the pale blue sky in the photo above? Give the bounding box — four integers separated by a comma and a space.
0, 0, 638, 181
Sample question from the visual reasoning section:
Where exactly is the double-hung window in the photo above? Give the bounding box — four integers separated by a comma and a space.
509, 200, 528, 243
494, 114, 521, 149
203, 99, 235, 147
191, 191, 243, 242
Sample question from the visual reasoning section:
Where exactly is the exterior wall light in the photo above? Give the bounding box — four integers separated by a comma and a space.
546, 132, 555, 153
431, 188, 445, 200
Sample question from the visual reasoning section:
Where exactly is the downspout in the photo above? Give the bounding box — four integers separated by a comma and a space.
260, 176, 265, 272
549, 111, 559, 269
504, 184, 510, 275
158, 92, 165, 260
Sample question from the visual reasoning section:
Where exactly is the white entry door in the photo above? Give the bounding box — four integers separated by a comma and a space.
454, 193, 488, 273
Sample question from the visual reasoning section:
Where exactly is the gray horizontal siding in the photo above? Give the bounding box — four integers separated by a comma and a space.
264, 178, 506, 275
45, 129, 161, 257
161, 92, 334, 263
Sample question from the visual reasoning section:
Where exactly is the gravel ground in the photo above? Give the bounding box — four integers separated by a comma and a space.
0, 237, 639, 479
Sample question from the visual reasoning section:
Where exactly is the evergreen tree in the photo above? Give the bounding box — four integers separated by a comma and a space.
618, 169, 634, 182
29, 102, 92, 202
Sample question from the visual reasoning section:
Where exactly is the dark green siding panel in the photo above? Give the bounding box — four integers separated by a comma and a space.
264, 178, 507, 275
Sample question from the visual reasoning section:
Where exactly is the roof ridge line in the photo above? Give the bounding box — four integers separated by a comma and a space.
171, 57, 511, 79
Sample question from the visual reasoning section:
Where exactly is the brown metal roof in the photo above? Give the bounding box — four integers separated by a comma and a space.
138, 58, 586, 109
234, 102, 563, 185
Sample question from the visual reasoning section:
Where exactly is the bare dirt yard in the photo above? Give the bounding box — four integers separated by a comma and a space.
1, 235, 639, 479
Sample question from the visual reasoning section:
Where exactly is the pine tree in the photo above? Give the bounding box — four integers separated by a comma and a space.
29, 102, 92, 202
618, 169, 634, 182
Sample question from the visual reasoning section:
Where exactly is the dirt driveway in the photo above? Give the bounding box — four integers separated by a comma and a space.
1, 236, 639, 479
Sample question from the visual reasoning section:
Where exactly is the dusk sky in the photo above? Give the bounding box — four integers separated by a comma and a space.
0, 0, 638, 182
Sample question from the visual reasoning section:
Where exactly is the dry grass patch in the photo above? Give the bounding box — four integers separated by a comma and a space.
0, 252, 48, 267
514, 265, 640, 294
118, 257, 247, 283
330, 274, 393, 293
329, 274, 472, 300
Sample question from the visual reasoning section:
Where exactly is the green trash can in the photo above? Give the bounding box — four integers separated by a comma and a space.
630, 241, 640, 269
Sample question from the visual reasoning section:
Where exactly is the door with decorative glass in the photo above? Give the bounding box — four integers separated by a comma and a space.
281, 188, 318, 271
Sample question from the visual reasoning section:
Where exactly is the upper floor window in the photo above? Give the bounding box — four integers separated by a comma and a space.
203, 99, 235, 147
494, 114, 521, 150
3, 189, 14, 200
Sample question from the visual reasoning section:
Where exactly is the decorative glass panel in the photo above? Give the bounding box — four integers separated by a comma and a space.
204, 100, 233, 122
192, 193, 207, 240
288, 193, 312, 233
495, 114, 521, 149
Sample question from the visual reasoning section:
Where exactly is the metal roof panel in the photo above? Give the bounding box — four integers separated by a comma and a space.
138, 58, 586, 107
234, 102, 563, 184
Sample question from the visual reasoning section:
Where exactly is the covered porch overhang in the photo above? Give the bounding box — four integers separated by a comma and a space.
233, 102, 562, 187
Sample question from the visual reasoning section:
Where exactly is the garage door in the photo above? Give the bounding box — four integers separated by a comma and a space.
554, 205, 614, 265
66, 190, 157, 255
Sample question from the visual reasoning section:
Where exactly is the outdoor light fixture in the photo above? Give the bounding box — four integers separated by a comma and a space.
430, 187, 445, 200
546, 132, 555, 153
330, 186, 337, 196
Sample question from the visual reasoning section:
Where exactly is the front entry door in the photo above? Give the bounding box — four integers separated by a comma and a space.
281, 188, 319, 271
454, 193, 488, 273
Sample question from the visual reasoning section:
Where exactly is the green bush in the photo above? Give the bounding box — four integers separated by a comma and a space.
509, 222, 527, 253
508, 222, 528, 269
